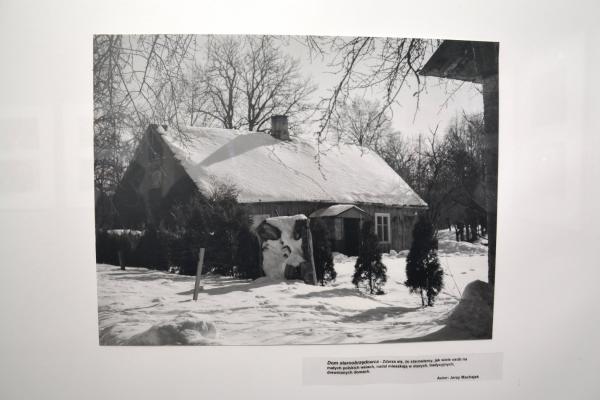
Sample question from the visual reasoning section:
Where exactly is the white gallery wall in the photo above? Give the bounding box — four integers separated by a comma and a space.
0, 0, 599, 398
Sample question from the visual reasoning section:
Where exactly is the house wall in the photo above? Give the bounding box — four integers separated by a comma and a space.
114, 126, 424, 251
244, 201, 422, 252
358, 204, 420, 252
114, 127, 198, 228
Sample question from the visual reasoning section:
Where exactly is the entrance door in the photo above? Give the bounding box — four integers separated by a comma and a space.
343, 218, 361, 256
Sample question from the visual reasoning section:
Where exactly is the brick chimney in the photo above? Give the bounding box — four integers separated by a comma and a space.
270, 115, 289, 140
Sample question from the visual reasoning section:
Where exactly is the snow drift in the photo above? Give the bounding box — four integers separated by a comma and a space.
125, 318, 217, 346
97, 245, 488, 345
444, 280, 493, 339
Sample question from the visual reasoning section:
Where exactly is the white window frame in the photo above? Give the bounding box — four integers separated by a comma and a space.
374, 213, 391, 243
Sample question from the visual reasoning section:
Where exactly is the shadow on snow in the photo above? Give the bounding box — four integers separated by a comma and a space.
292, 287, 364, 299
340, 306, 421, 323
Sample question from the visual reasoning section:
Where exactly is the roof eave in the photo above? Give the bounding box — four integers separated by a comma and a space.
419, 40, 499, 83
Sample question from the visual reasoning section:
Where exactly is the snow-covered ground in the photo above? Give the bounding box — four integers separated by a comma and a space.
97, 230, 488, 345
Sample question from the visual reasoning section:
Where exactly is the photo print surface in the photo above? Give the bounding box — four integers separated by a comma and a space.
94, 35, 498, 345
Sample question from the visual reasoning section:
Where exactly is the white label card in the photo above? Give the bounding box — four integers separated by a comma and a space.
303, 353, 502, 385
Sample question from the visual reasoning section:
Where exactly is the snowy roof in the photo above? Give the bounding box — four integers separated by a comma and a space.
158, 126, 427, 207
309, 204, 367, 218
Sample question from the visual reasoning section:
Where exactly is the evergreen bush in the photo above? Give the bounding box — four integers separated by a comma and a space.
234, 225, 263, 279
129, 226, 169, 270
95, 229, 119, 265
405, 215, 444, 306
310, 219, 336, 285
352, 221, 387, 294
166, 183, 258, 277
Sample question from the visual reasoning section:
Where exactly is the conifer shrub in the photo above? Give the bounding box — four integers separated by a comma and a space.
165, 182, 258, 277
405, 215, 444, 306
352, 221, 387, 295
234, 225, 264, 279
167, 231, 199, 275
310, 218, 336, 285
95, 229, 120, 265
95, 229, 138, 267
129, 226, 169, 271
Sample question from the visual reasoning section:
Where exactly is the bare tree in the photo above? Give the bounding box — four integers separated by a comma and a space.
194, 35, 316, 132
93, 35, 132, 197
443, 113, 487, 241
331, 97, 392, 149
198, 36, 244, 129
311, 37, 438, 141
93, 34, 196, 229
377, 113, 487, 238
179, 64, 216, 127
241, 36, 316, 132
94, 35, 197, 144
418, 128, 455, 227
376, 132, 418, 188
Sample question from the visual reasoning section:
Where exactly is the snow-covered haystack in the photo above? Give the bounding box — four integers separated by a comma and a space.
125, 317, 217, 346
256, 215, 316, 283
445, 280, 493, 339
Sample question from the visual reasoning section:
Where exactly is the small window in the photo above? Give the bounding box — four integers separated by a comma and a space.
374, 213, 391, 243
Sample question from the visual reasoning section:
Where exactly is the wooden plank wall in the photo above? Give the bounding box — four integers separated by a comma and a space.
245, 201, 422, 251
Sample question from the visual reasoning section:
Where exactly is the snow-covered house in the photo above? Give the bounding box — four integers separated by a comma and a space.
114, 117, 427, 254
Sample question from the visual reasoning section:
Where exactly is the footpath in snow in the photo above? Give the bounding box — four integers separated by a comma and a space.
97, 230, 488, 345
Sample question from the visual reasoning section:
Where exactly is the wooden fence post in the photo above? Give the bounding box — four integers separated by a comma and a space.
305, 223, 318, 285
118, 250, 125, 271
193, 248, 205, 301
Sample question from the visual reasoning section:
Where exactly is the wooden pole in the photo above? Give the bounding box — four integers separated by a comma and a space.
193, 248, 205, 301
118, 250, 125, 271
305, 223, 318, 285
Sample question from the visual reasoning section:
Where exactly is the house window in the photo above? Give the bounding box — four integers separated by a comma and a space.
375, 213, 391, 243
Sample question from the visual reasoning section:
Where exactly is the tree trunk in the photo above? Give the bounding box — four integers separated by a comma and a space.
482, 74, 498, 289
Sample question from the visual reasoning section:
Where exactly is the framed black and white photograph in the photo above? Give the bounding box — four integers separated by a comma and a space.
94, 34, 498, 346
1, 0, 599, 399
